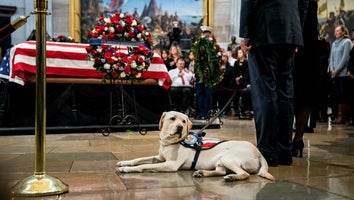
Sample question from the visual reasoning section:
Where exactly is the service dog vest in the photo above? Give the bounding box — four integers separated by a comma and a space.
180, 132, 226, 170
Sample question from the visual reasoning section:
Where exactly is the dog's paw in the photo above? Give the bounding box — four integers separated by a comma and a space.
223, 174, 236, 182
192, 170, 204, 178
117, 167, 130, 173
116, 161, 131, 167
224, 173, 249, 182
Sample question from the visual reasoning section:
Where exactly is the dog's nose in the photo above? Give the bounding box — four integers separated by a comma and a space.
176, 125, 183, 132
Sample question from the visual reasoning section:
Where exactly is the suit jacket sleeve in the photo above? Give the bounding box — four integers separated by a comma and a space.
298, 0, 310, 29
239, 0, 256, 39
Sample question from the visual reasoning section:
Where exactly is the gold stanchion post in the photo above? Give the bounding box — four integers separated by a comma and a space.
11, 0, 68, 196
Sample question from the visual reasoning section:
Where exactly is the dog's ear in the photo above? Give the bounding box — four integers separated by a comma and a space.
186, 117, 193, 132
159, 112, 167, 130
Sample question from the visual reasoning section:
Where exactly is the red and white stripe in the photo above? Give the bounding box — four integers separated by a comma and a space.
9, 41, 171, 89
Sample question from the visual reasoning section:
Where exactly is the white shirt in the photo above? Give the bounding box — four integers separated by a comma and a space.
168, 68, 195, 87
228, 57, 236, 66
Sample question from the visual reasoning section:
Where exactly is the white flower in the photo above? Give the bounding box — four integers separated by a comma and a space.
103, 63, 111, 70
97, 48, 102, 53
111, 56, 118, 61
120, 72, 126, 78
132, 20, 137, 26
131, 61, 137, 68
136, 73, 142, 78
137, 33, 142, 39
108, 27, 115, 33
120, 13, 124, 18
104, 17, 111, 23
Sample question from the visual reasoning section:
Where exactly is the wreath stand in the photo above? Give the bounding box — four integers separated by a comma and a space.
102, 79, 147, 136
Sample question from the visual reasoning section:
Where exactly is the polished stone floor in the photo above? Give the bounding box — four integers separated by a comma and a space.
0, 116, 353, 200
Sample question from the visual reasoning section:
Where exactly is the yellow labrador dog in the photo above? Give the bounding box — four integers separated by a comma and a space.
117, 111, 275, 181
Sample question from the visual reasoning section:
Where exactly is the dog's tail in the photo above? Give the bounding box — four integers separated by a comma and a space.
258, 156, 275, 181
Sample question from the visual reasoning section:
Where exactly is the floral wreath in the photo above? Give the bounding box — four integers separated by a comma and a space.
86, 12, 153, 82
191, 35, 224, 88
50, 35, 76, 43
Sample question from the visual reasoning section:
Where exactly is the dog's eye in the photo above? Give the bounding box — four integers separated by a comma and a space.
182, 120, 186, 123
170, 117, 176, 121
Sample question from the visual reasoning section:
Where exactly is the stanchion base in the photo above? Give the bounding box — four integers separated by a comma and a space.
11, 174, 68, 197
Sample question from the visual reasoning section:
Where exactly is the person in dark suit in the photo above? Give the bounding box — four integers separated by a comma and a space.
239, 0, 309, 166
347, 38, 354, 126
292, 0, 320, 157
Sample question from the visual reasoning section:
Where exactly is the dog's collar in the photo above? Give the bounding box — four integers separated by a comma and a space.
180, 132, 203, 149
179, 132, 205, 170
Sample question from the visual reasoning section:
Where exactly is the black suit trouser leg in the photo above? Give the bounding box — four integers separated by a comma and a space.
248, 45, 295, 157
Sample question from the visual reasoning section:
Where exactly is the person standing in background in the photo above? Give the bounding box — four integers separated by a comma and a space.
167, 45, 183, 71
161, 49, 170, 69
239, 0, 308, 166
346, 38, 354, 126
328, 25, 352, 124
193, 26, 220, 120
233, 48, 251, 119
213, 52, 236, 116
292, 0, 320, 157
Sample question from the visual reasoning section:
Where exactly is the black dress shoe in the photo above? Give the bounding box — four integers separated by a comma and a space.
279, 157, 293, 165
265, 157, 279, 167
279, 151, 293, 165
304, 127, 314, 133
260, 151, 279, 167
292, 140, 304, 157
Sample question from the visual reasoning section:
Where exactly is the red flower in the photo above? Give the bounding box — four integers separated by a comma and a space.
131, 70, 138, 76
96, 25, 105, 33
94, 57, 101, 64
137, 56, 145, 64
145, 37, 152, 44
130, 54, 137, 61
110, 16, 118, 25
102, 34, 108, 40
121, 56, 129, 63
91, 32, 99, 38
107, 32, 115, 39
124, 65, 131, 74
104, 51, 112, 59
136, 25, 144, 32
111, 70, 118, 78
137, 45, 145, 52
116, 25, 124, 33
101, 44, 108, 49
125, 15, 133, 25
128, 31, 135, 38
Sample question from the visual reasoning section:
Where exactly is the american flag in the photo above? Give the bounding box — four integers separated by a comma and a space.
0, 48, 11, 80
1, 41, 171, 89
